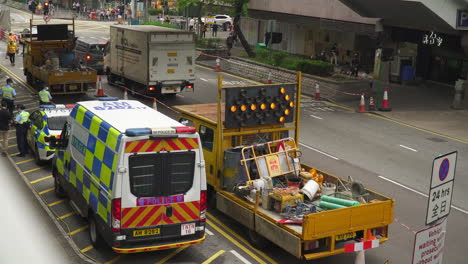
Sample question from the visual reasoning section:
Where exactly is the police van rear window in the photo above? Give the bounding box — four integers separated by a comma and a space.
47, 116, 68, 130
129, 151, 195, 197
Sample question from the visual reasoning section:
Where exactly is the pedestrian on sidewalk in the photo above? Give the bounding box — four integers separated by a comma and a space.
212, 23, 219, 37
351, 51, 360, 77
200, 23, 206, 38
0, 102, 12, 157
14, 104, 29, 157
75, 1, 80, 15
226, 33, 234, 56
39, 86, 53, 105
189, 18, 195, 32
0, 78, 16, 116
330, 43, 338, 65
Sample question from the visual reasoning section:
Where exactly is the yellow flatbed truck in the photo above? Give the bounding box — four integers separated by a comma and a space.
23, 19, 97, 95
173, 73, 394, 260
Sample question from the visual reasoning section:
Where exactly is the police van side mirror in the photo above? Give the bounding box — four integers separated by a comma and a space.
49, 136, 58, 149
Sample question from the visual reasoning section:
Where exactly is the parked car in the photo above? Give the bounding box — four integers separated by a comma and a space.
202, 15, 232, 31
26, 104, 74, 165
74, 37, 108, 74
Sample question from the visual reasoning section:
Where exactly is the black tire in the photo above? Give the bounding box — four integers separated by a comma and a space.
53, 173, 67, 198
25, 72, 33, 86
88, 213, 106, 249
247, 229, 270, 249
106, 72, 115, 86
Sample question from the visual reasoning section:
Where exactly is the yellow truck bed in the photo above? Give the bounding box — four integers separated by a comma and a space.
216, 165, 394, 259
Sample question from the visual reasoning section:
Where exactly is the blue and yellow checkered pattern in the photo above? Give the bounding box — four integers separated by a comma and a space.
55, 105, 123, 224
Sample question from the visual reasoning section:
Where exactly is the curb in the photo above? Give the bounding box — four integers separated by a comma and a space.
5, 154, 97, 264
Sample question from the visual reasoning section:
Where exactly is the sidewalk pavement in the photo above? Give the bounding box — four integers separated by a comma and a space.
212, 43, 468, 143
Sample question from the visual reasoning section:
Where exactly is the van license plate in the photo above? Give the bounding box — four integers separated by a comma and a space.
181, 223, 195, 236
336, 232, 356, 241
133, 228, 160, 237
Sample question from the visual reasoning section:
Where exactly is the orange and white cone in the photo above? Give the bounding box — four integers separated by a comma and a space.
153, 98, 158, 111
267, 71, 272, 84
96, 76, 105, 97
215, 57, 221, 71
314, 83, 321, 100
358, 93, 366, 113
368, 95, 376, 111
379, 87, 392, 111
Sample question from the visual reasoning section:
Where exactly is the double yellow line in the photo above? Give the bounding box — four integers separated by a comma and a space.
0, 64, 36, 94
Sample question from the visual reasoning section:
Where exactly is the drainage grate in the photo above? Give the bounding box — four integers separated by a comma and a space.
427, 137, 448, 143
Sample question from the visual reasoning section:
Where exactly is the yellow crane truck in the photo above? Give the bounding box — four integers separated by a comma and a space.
173, 73, 394, 260
23, 19, 97, 95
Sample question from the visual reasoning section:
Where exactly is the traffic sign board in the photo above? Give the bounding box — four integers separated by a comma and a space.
426, 151, 457, 225
412, 218, 447, 264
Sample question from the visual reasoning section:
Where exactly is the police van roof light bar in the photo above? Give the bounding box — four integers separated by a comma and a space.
125, 126, 196, 137
98, 97, 120, 101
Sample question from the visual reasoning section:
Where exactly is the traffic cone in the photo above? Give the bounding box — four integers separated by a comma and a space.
314, 83, 321, 100
153, 98, 158, 111
368, 95, 376, 111
354, 250, 365, 264
123, 88, 128, 100
379, 87, 392, 111
267, 71, 272, 84
215, 57, 221, 71
366, 229, 376, 240
358, 94, 366, 113
96, 76, 105, 97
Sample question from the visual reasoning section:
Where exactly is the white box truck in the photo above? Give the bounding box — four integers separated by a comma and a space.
105, 25, 196, 96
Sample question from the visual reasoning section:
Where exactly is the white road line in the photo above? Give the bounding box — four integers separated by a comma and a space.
200, 78, 209, 82
378, 175, 468, 214
299, 143, 339, 160
399, 144, 418, 152
309, 115, 323, 120
205, 228, 214, 236
230, 250, 252, 264
176, 94, 185, 98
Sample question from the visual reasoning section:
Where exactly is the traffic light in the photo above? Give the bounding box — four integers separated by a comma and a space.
224, 84, 296, 128
44, 2, 49, 15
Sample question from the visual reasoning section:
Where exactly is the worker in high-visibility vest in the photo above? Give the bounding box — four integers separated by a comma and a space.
14, 104, 30, 157
7, 39, 18, 66
0, 78, 16, 116
38, 86, 53, 105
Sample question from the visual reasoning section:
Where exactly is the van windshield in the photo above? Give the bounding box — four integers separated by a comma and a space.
128, 151, 195, 197
90, 44, 106, 54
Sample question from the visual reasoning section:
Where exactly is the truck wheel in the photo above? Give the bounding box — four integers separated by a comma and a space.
26, 72, 33, 85
107, 72, 115, 86
53, 173, 67, 198
89, 213, 106, 249
247, 229, 270, 249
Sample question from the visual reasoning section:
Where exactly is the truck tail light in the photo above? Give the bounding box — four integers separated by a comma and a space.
187, 84, 193, 89
86, 54, 92, 61
148, 86, 155, 91
111, 198, 121, 232
200, 190, 207, 223
304, 240, 319, 250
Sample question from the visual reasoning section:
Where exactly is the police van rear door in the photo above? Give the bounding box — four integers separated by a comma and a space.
120, 127, 206, 243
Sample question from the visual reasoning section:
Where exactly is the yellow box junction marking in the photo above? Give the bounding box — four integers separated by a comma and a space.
48, 199, 65, 207
80, 245, 94, 253
23, 166, 47, 174
154, 246, 188, 264
202, 250, 225, 264
38, 187, 54, 195
67, 225, 89, 236
104, 255, 125, 264
57, 212, 76, 220
16, 158, 34, 165
30, 175, 52, 184
207, 219, 268, 264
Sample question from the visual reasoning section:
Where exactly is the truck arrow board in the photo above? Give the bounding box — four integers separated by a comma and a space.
426, 151, 457, 225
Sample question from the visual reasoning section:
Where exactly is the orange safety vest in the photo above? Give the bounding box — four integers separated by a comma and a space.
7, 41, 17, 54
